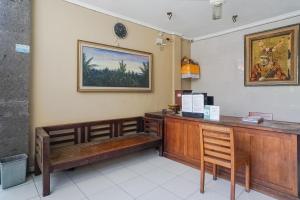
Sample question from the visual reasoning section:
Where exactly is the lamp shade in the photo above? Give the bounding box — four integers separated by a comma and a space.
181, 63, 200, 79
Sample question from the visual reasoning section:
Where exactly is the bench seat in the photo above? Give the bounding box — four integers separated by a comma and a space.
35, 116, 163, 196
50, 133, 161, 170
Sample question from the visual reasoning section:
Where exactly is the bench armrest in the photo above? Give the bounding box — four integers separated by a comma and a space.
35, 128, 50, 172
144, 117, 164, 137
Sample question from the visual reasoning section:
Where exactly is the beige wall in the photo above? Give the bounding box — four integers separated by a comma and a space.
31, 0, 184, 162
32, 0, 175, 126
171, 35, 182, 103
181, 39, 192, 90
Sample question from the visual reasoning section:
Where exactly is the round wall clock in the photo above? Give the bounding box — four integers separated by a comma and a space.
114, 23, 127, 39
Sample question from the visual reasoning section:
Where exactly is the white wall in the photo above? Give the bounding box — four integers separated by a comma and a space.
191, 16, 300, 122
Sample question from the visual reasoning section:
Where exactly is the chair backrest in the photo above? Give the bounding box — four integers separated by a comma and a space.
200, 124, 234, 169
249, 112, 273, 120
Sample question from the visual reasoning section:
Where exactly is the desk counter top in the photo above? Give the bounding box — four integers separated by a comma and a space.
151, 111, 300, 199
146, 112, 300, 135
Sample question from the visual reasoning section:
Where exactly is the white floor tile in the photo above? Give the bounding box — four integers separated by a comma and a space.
93, 159, 125, 174
142, 168, 177, 185
204, 178, 244, 198
118, 176, 158, 198
162, 176, 199, 199
180, 168, 213, 185
238, 190, 277, 200
0, 181, 39, 200
75, 174, 114, 196
118, 157, 144, 168
187, 190, 229, 200
103, 167, 139, 184
125, 160, 157, 175
134, 150, 160, 162
41, 184, 85, 200
29, 197, 41, 200
161, 161, 191, 175
1, 150, 278, 200
146, 156, 177, 168
88, 185, 133, 200
65, 165, 102, 183
137, 187, 182, 200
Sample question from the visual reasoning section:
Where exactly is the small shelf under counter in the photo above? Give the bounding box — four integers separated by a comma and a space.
145, 112, 300, 200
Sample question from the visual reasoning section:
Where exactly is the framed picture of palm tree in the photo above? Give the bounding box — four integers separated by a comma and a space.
77, 40, 152, 92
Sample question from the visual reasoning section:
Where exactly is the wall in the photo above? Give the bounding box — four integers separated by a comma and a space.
171, 35, 182, 103
31, 0, 181, 161
191, 16, 300, 122
0, 0, 30, 158
181, 39, 192, 90
32, 0, 176, 126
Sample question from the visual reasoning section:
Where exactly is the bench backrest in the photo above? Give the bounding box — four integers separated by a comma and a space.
41, 117, 160, 148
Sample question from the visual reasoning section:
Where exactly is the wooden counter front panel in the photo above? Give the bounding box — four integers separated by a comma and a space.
185, 121, 201, 164
164, 117, 298, 199
164, 118, 185, 157
164, 117, 201, 166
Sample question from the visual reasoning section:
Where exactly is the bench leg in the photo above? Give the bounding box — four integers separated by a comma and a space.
42, 169, 50, 197
34, 159, 41, 176
158, 144, 163, 156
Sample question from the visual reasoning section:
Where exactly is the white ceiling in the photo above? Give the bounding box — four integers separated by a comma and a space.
66, 0, 300, 39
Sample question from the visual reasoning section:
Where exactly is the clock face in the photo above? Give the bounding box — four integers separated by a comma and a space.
114, 23, 127, 39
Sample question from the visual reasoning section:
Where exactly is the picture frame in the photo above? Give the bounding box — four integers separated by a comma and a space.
244, 24, 299, 86
77, 40, 153, 92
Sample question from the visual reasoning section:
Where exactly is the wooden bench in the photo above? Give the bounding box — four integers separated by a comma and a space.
35, 116, 163, 197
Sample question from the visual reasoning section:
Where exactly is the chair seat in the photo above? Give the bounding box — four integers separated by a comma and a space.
50, 133, 161, 168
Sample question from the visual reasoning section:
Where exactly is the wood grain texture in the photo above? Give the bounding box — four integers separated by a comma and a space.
166, 114, 300, 135
35, 116, 163, 197
163, 114, 299, 200
200, 124, 250, 200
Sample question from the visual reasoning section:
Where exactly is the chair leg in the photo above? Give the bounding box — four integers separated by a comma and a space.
245, 163, 250, 192
42, 169, 50, 197
213, 164, 217, 180
200, 161, 205, 193
230, 168, 236, 200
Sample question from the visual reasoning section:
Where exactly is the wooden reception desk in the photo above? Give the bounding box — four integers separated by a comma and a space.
145, 112, 300, 200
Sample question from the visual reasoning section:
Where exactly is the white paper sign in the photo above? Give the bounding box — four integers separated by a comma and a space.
182, 95, 193, 112
210, 106, 220, 121
192, 94, 204, 113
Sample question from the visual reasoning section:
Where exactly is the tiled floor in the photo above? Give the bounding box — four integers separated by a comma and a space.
0, 149, 277, 200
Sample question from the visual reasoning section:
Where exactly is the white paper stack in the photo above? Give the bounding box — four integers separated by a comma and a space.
182, 94, 193, 113
182, 94, 205, 114
241, 116, 264, 124
192, 94, 204, 114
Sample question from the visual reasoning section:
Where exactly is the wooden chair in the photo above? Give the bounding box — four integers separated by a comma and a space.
199, 124, 250, 200
249, 112, 273, 120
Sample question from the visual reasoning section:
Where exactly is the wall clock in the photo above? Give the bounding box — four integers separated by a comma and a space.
114, 23, 127, 39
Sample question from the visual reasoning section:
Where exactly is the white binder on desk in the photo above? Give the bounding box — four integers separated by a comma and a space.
182, 94, 193, 113
192, 94, 204, 114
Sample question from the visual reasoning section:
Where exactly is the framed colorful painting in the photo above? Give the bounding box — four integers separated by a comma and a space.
244, 24, 299, 86
77, 40, 152, 92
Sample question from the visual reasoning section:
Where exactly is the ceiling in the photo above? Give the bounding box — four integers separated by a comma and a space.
66, 0, 300, 39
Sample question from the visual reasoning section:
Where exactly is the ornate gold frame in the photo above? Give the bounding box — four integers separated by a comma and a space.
244, 24, 299, 86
